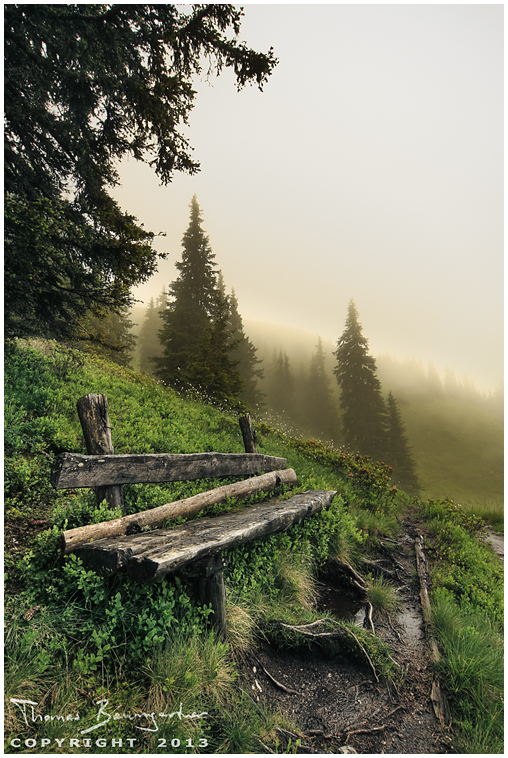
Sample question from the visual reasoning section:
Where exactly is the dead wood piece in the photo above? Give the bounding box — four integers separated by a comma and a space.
61, 468, 297, 553
239, 414, 257, 453
275, 619, 379, 683
330, 559, 368, 591
346, 724, 390, 737
76, 393, 123, 512
387, 615, 404, 643
361, 558, 395, 579
415, 535, 452, 728
52, 451, 287, 489
253, 656, 300, 695
365, 602, 375, 634
345, 707, 383, 733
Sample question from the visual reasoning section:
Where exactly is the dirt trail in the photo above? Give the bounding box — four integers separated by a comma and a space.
485, 529, 504, 562
235, 511, 453, 754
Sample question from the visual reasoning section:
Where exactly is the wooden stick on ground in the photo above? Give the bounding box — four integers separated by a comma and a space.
414, 535, 452, 728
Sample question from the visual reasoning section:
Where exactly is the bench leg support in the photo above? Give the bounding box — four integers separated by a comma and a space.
198, 556, 228, 641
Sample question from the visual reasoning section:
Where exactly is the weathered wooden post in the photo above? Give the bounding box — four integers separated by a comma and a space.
239, 414, 257, 453
198, 556, 228, 641
76, 393, 124, 513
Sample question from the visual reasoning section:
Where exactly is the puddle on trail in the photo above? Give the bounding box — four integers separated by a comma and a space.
397, 604, 423, 645
315, 585, 365, 621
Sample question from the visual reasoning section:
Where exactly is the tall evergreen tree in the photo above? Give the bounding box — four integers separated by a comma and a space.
187, 286, 244, 407
228, 288, 265, 410
267, 351, 296, 420
138, 289, 167, 374
155, 196, 218, 390
385, 392, 421, 493
305, 338, 338, 441
5, 5, 276, 339
333, 300, 387, 458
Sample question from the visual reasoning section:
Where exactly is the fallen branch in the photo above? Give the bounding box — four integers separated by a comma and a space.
273, 619, 379, 683
415, 535, 452, 728
387, 615, 403, 643
330, 558, 368, 593
366, 602, 375, 634
347, 723, 390, 737
253, 656, 300, 695
362, 558, 395, 580
61, 468, 297, 553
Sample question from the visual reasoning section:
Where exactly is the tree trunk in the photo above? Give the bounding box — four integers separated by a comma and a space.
239, 414, 257, 453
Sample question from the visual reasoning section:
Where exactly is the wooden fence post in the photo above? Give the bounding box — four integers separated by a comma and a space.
239, 414, 257, 453
197, 556, 228, 641
76, 393, 124, 513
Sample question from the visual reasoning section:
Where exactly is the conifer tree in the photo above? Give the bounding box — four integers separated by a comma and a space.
305, 338, 338, 441
385, 392, 421, 493
77, 307, 136, 366
228, 288, 265, 410
333, 300, 387, 458
155, 196, 218, 390
137, 289, 167, 374
267, 351, 295, 420
187, 287, 244, 407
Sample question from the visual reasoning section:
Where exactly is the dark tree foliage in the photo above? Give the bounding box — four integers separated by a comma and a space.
304, 338, 338, 441
333, 300, 388, 459
385, 392, 421, 493
267, 351, 296, 421
187, 287, 244, 408
76, 306, 137, 367
4, 4, 277, 339
155, 196, 218, 389
228, 289, 265, 410
137, 289, 167, 374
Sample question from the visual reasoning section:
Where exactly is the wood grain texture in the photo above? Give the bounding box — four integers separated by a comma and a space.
61, 468, 297, 553
74, 489, 337, 581
51, 452, 287, 489
76, 393, 123, 511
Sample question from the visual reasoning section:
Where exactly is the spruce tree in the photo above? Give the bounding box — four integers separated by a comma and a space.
267, 351, 295, 420
333, 300, 387, 459
138, 289, 167, 374
385, 392, 421, 493
187, 287, 244, 408
228, 288, 265, 410
305, 338, 338, 441
5, 5, 276, 340
155, 196, 218, 390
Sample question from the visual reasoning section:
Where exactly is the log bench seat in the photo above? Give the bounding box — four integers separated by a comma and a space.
54, 394, 338, 637
72, 489, 338, 581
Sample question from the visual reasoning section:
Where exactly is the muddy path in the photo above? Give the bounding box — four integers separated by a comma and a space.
234, 510, 454, 754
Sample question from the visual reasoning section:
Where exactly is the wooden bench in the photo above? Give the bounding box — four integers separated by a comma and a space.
52, 393, 337, 637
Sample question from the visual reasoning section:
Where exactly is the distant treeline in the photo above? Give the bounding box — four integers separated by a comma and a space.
80, 198, 502, 504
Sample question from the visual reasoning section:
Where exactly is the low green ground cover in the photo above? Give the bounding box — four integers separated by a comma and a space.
4, 339, 503, 754
419, 498, 504, 753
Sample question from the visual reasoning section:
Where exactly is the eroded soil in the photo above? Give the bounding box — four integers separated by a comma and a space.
234, 512, 454, 754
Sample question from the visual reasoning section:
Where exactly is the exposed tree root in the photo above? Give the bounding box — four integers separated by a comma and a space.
270, 618, 380, 683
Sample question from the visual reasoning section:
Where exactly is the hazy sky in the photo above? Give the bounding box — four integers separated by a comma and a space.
112, 3, 503, 392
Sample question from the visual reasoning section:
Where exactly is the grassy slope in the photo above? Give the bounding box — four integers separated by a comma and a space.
4, 339, 504, 754
397, 394, 503, 507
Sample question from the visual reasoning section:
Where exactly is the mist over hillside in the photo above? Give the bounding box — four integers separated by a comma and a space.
128, 310, 503, 512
